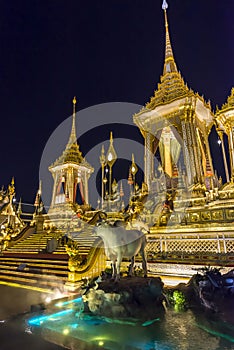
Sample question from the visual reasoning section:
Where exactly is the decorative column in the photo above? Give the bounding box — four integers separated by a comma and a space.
144, 132, 154, 190
84, 171, 89, 204
217, 128, 230, 183
189, 119, 203, 183
181, 118, 192, 186
204, 135, 214, 188
181, 104, 206, 186
161, 126, 172, 177
228, 126, 234, 181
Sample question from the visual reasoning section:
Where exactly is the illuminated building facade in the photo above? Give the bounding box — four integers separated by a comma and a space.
0, 1, 234, 289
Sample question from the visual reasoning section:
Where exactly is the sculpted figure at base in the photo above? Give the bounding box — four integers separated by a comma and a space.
95, 221, 147, 281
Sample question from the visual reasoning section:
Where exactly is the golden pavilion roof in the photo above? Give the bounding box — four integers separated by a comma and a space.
146, 8, 194, 110
49, 98, 93, 171
217, 88, 234, 114
134, 1, 214, 135
146, 72, 193, 110
50, 142, 84, 168
216, 88, 234, 130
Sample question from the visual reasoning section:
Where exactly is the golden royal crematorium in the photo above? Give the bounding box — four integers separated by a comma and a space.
0, 2, 234, 290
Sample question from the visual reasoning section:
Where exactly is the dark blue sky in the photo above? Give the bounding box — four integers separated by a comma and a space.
0, 0, 233, 203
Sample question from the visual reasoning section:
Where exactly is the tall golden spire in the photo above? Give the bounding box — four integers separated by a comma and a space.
8, 177, 15, 202
146, 0, 190, 109
162, 0, 177, 74
68, 96, 77, 145
50, 97, 86, 167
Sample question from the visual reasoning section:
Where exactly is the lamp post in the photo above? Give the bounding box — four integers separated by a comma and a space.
99, 145, 106, 209
106, 132, 117, 201
128, 167, 133, 197
120, 181, 124, 209
103, 168, 108, 201
130, 154, 138, 195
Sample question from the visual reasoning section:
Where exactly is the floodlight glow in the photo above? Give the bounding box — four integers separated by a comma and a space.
56, 302, 63, 308
55, 297, 82, 307
71, 323, 78, 329
28, 309, 73, 326
63, 328, 70, 335
107, 153, 113, 162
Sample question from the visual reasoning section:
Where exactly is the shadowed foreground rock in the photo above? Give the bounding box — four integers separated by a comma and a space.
83, 276, 165, 320
164, 269, 234, 325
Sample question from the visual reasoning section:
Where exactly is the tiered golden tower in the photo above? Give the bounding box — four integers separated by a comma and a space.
46, 98, 94, 227
133, 3, 214, 195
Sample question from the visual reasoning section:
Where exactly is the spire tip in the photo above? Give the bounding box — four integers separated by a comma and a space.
162, 0, 168, 10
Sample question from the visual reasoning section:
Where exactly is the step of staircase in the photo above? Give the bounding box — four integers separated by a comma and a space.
0, 229, 102, 291
6, 230, 65, 254
0, 255, 69, 292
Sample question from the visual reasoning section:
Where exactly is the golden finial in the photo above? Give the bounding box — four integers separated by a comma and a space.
8, 177, 15, 199
73, 96, 77, 116
162, 0, 169, 27
161, 0, 177, 75
38, 180, 42, 195
66, 96, 78, 145
131, 154, 138, 175
107, 132, 117, 165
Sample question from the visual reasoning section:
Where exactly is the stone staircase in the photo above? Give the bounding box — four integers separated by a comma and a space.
6, 229, 66, 254
0, 227, 101, 292
69, 230, 99, 256
0, 255, 68, 292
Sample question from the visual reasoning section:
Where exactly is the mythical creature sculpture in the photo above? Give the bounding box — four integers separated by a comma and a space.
66, 240, 85, 272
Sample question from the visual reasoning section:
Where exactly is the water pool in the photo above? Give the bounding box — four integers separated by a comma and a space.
27, 297, 234, 350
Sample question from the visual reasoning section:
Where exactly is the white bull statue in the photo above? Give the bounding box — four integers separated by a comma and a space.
95, 221, 147, 281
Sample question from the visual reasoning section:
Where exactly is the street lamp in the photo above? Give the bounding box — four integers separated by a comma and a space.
99, 145, 106, 209
106, 132, 117, 200
130, 154, 138, 194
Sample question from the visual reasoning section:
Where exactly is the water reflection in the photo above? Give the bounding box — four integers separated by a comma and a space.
27, 301, 234, 350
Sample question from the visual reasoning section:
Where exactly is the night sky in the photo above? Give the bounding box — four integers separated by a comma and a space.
0, 0, 234, 206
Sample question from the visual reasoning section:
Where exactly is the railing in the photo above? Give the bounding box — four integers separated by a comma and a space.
145, 232, 234, 265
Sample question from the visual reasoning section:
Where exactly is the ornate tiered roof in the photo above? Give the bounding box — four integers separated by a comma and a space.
146, 5, 193, 110
217, 88, 234, 114
49, 97, 93, 170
